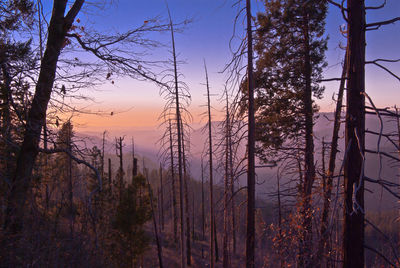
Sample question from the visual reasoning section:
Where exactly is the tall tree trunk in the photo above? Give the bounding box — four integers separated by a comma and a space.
343, 1, 365, 267
316, 49, 348, 266
67, 123, 74, 238
396, 107, 400, 250
277, 173, 283, 268
223, 91, 231, 268
116, 137, 124, 203
169, 119, 178, 243
101, 131, 106, 180
229, 126, 236, 256
298, 10, 316, 268
201, 160, 205, 259
0, 63, 12, 189
4, 0, 84, 233
245, 0, 256, 267
167, 7, 186, 266
160, 163, 165, 231
204, 61, 215, 268
108, 158, 112, 194
214, 213, 219, 262
181, 120, 191, 266
145, 170, 164, 268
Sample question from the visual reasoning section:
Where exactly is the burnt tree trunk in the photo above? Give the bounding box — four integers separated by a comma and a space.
245, 0, 256, 267
167, 7, 186, 266
204, 61, 215, 268
201, 160, 205, 259
4, 0, 84, 233
181, 120, 191, 266
115, 137, 124, 203
168, 119, 178, 243
145, 171, 164, 268
223, 91, 231, 268
316, 49, 348, 266
108, 158, 112, 194
343, 1, 365, 267
160, 163, 165, 231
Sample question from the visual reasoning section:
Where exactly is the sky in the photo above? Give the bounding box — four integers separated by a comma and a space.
42, 0, 400, 131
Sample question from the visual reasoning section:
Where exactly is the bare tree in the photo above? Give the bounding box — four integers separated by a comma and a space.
204, 60, 216, 268
245, 1, 256, 267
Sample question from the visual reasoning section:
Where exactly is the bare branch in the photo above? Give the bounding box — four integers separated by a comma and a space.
366, 17, 400, 30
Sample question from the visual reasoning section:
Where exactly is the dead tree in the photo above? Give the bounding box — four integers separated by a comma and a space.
343, 1, 366, 267
166, 7, 187, 265
132, 138, 138, 178
101, 131, 106, 180
201, 159, 205, 259
168, 119, 178, 243
181, 119, 191, 265
145, 169, 164, 268
316, 48, 348, 266
115, 137, 125, 203
245, 1, 256, 267
223, 90, 232, 268
108, 158, 112, 194
160, 163, 165, 231
204, 61, 215, 268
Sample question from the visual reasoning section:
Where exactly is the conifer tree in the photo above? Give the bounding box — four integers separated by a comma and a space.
254, 1, 327, 265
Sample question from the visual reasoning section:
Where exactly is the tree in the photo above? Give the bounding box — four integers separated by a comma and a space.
4, 0, 170, 234
343, 1, 365, 266
204, 61, 216, 268
254, 1, 327, 265
112, 174, 152, 267
0, 0, 35, 219
4, 0, 85, 234
245, 1, 256, 267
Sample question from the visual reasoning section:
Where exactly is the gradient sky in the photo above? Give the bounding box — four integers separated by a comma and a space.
43, 0, 400, 131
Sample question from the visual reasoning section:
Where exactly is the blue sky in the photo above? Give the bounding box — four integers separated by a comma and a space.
41, 0, 400, 128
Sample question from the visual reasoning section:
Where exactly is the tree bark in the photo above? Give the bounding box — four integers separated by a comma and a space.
205, 61, 215, 268
167, 7, 186, 266
245, 0, 256, 267
223, 91, 231, 268
4, 0, 84, 233
201, 160, 205, 259
181, 120, 191, 266
160, 163, 165, 231
343, 1, 365, 267
316, 49, 348, 266
298, 10, 316, 268
168, 119, 178, 243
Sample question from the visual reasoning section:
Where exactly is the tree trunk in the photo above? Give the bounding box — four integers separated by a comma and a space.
116, 137, 124, 203
223, 91, 231, 268
160, 163, 165, 231
167, 7, 186, 266
168, 119, 178, 243
145, 171, 164, 268
205, 61, 215, 268
298, 10, 316, 268
201, 160, 205, 259
343, 1, 365, 267
316, 49, 348, 266
4, 0, 84, 233
245, 0, 256, 267
181, 120, 191, 266
108, 158, 112, 194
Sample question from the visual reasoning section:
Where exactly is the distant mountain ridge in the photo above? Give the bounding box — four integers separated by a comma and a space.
74, 112, 399, 211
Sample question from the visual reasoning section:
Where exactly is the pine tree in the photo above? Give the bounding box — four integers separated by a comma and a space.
254, 1, 327, 266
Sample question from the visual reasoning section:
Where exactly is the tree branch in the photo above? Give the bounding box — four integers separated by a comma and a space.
366, 17, 400, 30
